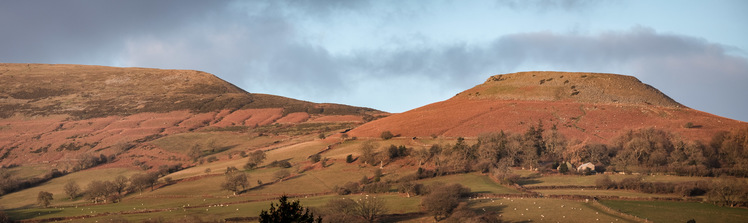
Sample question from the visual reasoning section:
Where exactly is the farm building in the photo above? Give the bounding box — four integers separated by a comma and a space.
577, 162, 596, 172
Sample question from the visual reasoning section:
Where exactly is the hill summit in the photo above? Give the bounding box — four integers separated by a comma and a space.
0, 63, 378, 119
349, 71, 745, 142
456, 71, 682, 107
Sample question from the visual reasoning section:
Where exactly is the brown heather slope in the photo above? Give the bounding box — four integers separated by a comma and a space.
0, 63, 382, 168
349, 71, 747, 143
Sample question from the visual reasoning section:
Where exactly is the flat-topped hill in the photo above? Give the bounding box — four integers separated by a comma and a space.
456, 71, 682, 107
349, 72, 745, 143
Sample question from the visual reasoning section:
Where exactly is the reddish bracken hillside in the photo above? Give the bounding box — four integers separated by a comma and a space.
0, 63, 382, 168
349, 71, 746, 143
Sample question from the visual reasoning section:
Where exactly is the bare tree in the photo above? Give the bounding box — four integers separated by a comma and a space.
112, 175, 129, 196
37, 191, 53, 208
352, 195, 387, 223
85, 180, 110, 203
63, 180, 80, 200
322, 196, 387, 223
274, 169, 290, 182
130, 172, 159, 193
359, 141, 377, 165
707, 176, 748, 207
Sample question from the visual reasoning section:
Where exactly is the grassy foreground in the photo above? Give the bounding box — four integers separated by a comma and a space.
599, 200, 748, 223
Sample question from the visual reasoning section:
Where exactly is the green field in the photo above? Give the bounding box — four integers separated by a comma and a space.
534, 189, 681, 198
519, 173, 715, 187
599, 200, 748, 223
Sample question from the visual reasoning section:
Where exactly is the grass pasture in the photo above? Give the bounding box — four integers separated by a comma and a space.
534, 189, 681, 198
463, 197, 636, 223
599, 200, 748, 223
0, 168, 142, 209
418, 172, 521, 194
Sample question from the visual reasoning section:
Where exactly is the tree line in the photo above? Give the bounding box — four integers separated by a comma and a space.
403, 123, 748, 178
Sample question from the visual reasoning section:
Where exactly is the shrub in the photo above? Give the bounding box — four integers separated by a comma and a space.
380, 131, 394, 140
206, 156, 218, 163
684, 122, 695, 128
334, 182, 361, 195
345, 154, 354, 163
362, 182, 390, 193
310, 154, 322, 163
595, 175, 615, 189
269, 160, 292, 168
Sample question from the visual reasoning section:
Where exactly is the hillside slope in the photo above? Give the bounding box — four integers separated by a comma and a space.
0, 63, 382, 168
349, 71, 746, 143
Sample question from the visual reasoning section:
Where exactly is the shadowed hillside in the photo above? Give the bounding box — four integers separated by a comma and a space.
349, 71, 746, 143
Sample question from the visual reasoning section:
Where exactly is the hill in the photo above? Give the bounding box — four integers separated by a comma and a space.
0, 63, 383, 168
348, 71, 746, 143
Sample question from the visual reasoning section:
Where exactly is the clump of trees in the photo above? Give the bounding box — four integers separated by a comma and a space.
421, 183, 471, 221
74, 153, 115, 171
0, 168, 66, 196
595, 175, 710, 196
357, 142, 412, 168
414, 123, 748, 179
244, 150, 267, 170
221, 172, 249, 195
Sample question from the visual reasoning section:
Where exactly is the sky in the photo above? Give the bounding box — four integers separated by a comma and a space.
1, 0, 747, 121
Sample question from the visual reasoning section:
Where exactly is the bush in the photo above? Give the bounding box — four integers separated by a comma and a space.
345, 154, 354, 163
269, 160, 292, 168
334, 182, 360, 195
309, 154, 322, 163
206, 156, 218, 163
362, 182, 391, 193
595, 175, 615, 189
380, 131, 394, 140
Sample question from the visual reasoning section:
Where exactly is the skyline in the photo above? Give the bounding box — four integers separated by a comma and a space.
1, 0, 747, 121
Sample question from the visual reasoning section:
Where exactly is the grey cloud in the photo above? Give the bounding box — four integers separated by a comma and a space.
335, 27, 748, 119
0, 0, 226, 64
494, 0, 615, 12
